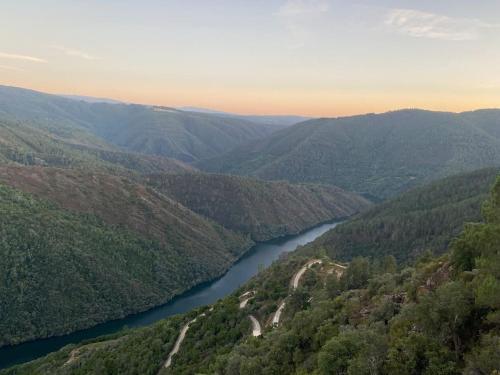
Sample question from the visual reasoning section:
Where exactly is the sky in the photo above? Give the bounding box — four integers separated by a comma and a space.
1, 0, 500, 117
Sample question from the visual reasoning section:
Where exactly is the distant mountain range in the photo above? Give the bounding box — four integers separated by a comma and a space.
59, 94, 125, 105
179, 106, 310, 126
58, 98, 310, 127
0, 85, 288, 163
5, 85, 500, 201
197, 109, 500, 199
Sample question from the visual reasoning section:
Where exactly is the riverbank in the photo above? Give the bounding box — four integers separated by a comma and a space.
0, 221, 340, 370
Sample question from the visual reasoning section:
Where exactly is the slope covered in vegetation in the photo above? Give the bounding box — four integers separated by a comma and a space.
198, 109, 500, 199
147, 173, 371, 241
0, 168, 251, 347
0, 118, 193, 176
309, 168, 499, 263
0, 85, 282, 163
5, 172, 499, 374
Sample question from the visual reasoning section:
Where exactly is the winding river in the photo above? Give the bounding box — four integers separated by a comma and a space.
0, 221, 339, 370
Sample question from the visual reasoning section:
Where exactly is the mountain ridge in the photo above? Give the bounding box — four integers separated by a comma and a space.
0, 85, 286, 163
197, 108, 500, 199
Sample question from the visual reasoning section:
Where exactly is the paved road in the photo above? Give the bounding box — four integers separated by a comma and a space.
273, 260, 322, 327
273, 259, 347, 326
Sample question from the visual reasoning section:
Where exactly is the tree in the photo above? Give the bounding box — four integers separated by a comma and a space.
318, 329, 387, 375
385, 333, 456, 375
415, 281, 473, 359
382, 255, 397, 274
325, 274, 341, 298
288, 289, 309, 314
318, 331, 361, 375
341, 257, 370, 290
475, 274, 500, 310
464, 334, 500, 375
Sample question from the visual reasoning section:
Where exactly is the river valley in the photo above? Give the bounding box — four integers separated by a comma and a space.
0, 222, 339, 369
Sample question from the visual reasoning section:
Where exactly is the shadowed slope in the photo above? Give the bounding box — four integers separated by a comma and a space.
147, 173, 371, 241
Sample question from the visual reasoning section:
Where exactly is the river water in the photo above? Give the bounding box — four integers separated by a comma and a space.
0, 221, 339, 369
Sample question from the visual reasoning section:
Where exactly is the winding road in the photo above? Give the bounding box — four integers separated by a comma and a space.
291, 259, 323, 289
272, 259, 322, 327
158, 259, 347, 371
272, 259, 347, 327
271, 259, 322, 327
161, 313, 206, 370
239, 291, 261, 337
239, 291, 254, 309
272, 301, 286, 326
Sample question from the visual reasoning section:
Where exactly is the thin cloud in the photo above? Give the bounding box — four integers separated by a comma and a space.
50, 45, 99, 60
0, 52, 47, 63
385, 8, 497, 41
276, 0, 330, 48
0, 64, 25, 72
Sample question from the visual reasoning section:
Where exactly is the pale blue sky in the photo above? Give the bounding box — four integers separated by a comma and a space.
1, 0, 499, 115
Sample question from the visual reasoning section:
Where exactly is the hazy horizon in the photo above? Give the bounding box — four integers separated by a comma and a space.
1, 0, 500, 116
5, 82, 500, 119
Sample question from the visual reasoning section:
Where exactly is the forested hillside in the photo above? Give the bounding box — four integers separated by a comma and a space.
0, 168, 251, 347
7, 173, 499, 375
308, 168, 499, 263
0, 118, 194, 175
198, 109, 500, 199
147, 173, 371, 241
0, 85, 283, 162
0, 165, 371, 348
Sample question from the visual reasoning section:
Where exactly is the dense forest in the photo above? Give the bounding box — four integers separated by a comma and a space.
0, 164, 371, 348
5, 173, 499, 374
0, 118, 193, 176
197, 109, 500, 199
0, 173, 251, 347
308, 168, 499, 263
148, 173, 371, 241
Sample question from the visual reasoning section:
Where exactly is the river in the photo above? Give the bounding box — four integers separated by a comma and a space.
0, 221, 339, 369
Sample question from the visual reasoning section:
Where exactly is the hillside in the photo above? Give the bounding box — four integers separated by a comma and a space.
197, 109, 500, 199
147, 173, 371, 241
6, 174, 500, 375
0, 85, 283, 163
0, 118, 194, 176
0, 167, 251, 347
307, 168, 499, 263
